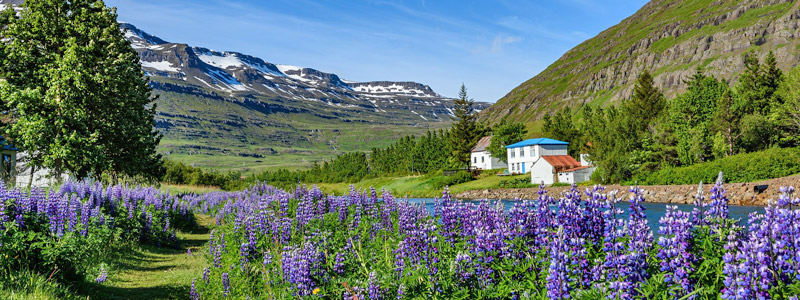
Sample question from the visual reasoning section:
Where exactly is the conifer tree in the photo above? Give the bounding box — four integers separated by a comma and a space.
449, 84, 482, 168
626, 69, 665, 128
0, 0, 162, 182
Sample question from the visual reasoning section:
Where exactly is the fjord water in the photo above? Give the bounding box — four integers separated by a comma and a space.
406, 198, 762, 233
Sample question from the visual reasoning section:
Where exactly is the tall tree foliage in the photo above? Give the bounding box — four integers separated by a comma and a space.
448, 84, 483, 168
487, 118, 527, 163
668, 69, 727, 164
0, 0, 162, 182
542, 107, 583, 158
774, 64, 800, 146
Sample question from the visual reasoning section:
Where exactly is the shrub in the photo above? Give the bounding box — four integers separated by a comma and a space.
636, 147, 800, 185
430, 171, 474, 189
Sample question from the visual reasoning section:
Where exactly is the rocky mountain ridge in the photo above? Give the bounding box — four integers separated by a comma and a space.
481, 0, 800, 125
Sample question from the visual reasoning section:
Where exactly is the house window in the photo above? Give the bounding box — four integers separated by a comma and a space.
520, 148, 525, 157
531, 147, 535, 157
473, 157, 477, 164
510, 149, 515, 158
481, 156, 484, 163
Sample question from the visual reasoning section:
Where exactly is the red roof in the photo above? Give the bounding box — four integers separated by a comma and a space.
471, 136, 492, 152
541, 155, 581, 172
562, 165, 591, 173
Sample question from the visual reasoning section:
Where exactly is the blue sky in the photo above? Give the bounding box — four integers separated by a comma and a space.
107, 0, 648, 102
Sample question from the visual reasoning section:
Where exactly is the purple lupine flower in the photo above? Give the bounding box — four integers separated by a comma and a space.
281, 243, 322, 296
368, 271, 382, 300
657, 206, 695, 298
190, 280, 200, 300
222, 272, 230, 296
333, 252, 346, 274
95, 266, 108, 284
626, 187, 652, 288
202, 267, 210, 284
546, 227, 572, 300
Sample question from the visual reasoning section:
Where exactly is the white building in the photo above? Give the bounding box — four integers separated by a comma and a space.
506, 138, 596, 185
470, 136, 507, 170
505, 138, 569, 174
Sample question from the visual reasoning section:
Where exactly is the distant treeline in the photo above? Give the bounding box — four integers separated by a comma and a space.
544, 51, 800, 183
251, 129, 454, 186
161, 160, 244, 191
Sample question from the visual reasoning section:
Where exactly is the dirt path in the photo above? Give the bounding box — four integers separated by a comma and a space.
92, 214, 215, 300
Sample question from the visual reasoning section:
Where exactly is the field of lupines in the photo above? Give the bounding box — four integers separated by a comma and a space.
188, 178, 800, 300
1, 176, 800, 299
0, 180, 198, 297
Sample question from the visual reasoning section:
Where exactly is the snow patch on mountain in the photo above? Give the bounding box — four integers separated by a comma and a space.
141, 61, 180, 72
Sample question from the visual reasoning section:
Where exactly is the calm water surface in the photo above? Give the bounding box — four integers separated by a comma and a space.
405, 198, 762, 233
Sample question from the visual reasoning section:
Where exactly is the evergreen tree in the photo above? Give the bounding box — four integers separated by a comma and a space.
449, 84, 481, 168
625, 69, 665, 129
0, 0, 162, 182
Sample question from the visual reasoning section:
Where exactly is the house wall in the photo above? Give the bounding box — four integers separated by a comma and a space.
471, 151, 507, 170
539, 144, 568, 156
558, 171, 574, 184
574, 167, 595, 183
507, 146, 537, 174
529, 158, 555, 185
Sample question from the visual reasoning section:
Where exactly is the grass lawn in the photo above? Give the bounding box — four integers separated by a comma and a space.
315, 170, 531, 198
160, 184, 223, 195
89, 214, 214, 300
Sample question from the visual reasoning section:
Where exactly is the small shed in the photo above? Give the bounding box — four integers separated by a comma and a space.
0, 136, 18, 185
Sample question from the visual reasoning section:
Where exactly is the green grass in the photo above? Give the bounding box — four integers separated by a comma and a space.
0, 270, 84, 300
160, 184, 222, 195
315, 170, 531, 198
87, 215, 214, 300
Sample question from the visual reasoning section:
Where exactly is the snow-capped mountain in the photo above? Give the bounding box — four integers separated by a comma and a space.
120, 23, 482, 120
117, 23, 490, 167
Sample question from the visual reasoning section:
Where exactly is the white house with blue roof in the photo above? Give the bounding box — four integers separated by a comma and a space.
505, 138, 569, 174
506, 138, 594, 185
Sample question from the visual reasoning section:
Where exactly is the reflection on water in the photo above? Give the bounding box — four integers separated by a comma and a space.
404, 197, 762, 233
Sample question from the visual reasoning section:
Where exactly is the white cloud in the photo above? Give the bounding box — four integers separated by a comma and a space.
490, 34, 522, 54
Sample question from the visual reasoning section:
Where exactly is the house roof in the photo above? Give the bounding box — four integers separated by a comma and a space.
505, 138, 568, 148
561, 165, 591, 173
541, 155, 581, 170
471, 136, 492, 152
0, 135, 18, 151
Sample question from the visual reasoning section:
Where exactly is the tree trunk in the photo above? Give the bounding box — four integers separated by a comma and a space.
28, 164, 35, 190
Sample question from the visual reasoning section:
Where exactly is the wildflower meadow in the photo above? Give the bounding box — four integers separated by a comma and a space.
1, 176, 800, 299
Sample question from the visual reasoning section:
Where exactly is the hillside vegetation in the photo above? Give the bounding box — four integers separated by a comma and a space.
481, 0, 800, 126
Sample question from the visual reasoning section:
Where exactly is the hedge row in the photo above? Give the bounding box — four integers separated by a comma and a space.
637, 147, 800, 185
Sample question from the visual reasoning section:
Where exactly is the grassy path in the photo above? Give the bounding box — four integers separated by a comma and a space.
92, 214, 215, 300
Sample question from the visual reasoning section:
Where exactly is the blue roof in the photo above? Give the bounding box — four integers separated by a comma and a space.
0, 135, 18, 151
505, 138, 568, 148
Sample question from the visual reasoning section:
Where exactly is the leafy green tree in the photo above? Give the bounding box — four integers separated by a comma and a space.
711, 90, 741, 156
668, 69, 727, 164
448, 84, 482, 168
0, 0, 162, 182
774, 64, 800, 146
487, 118, 527, 163
543, 107, 583, 157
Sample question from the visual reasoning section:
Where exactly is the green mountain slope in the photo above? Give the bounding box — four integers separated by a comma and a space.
480, 0, 800, 126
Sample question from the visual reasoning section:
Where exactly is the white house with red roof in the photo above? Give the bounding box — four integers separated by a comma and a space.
470, 136, 507, 170
505, 138, 595, 185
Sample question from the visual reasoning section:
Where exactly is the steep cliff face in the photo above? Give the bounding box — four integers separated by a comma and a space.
481, 0, 800, 125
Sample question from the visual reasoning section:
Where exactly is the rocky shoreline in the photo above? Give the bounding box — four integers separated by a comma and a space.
454, 175, 800, 206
